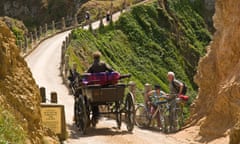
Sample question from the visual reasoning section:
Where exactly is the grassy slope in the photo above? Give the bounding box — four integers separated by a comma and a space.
67, 0, 211, 103
0, 107, 26, 143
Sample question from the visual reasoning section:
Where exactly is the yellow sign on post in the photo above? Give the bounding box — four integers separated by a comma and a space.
40, 104, 67, 140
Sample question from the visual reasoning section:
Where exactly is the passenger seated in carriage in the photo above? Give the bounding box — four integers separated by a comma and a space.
86, 51, 115, 125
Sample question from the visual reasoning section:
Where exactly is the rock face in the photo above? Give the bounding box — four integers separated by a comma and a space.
192, 0, 240, 143
0, 0, 77, 27
0, 20, 58, 143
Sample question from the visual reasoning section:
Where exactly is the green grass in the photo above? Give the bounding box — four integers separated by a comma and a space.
67, 1, 211, 104
0, 107, 26, 144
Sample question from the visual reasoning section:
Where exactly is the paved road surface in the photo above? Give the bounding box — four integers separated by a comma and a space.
25, 10, 193, 144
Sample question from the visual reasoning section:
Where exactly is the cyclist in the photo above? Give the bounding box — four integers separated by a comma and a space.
167, 71, 183, 132
147, 84, 166, 129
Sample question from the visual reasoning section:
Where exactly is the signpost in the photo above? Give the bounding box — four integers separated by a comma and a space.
41, 103, 67, 141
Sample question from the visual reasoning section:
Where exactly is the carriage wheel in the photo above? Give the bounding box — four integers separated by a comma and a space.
125, 92, 135, 132
75, 94, 88, 135
115, 101, 122, 129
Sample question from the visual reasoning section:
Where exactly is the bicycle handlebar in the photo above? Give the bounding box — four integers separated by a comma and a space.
149, 94, 169, 99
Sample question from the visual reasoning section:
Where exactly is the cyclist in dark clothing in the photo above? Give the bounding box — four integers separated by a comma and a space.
87, 51, 114, 125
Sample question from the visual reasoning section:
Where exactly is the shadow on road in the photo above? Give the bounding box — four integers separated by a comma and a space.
84, 127, 131, 137
136, 126, 163, 133
67, 123, 132, 139
67, 124, 82, 139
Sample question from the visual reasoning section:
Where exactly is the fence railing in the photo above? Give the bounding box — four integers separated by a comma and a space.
20, 0, 135, 58
20, 14, 86, 57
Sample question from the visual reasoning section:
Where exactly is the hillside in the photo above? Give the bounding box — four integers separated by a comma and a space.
0, 20, 58, 143
67, 0, 211, 102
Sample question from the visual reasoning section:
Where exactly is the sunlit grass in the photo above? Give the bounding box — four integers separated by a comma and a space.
0, 107, 26, 144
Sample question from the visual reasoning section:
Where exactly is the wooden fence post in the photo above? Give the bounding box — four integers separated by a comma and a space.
34, 28, 38, 42
60, 41, 66, 76
62, 17, 66, 30
50, 92, 58, 103
45, 23, 48, 37
68, 33, 72, 41
74, 14, 78, 26
24, 36, 28, 53
29, 32, 33, 49
128, 81, 136, 99
39, 26, 42, 38
40, 87, 46, 103
64, 55, 69, 83
52, 20, 55, 33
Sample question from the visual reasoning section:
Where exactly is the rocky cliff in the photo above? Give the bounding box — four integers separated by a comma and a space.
0, 20, 58, 143
0, 0, 77, 27
191, 0, 240, 143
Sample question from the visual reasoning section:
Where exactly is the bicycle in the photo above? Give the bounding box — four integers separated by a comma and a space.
135, 95, 169, 132
174, 96, 186, 130
167, 94, 187, 132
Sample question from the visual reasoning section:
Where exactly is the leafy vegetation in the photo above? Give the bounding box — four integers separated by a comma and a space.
67, 0, 211, 103
0, 107, 26, 144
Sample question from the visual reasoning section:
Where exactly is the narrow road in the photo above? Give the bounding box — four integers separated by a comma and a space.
25, 10, 193, 144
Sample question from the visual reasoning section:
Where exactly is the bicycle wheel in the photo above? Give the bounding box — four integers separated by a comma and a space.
135, 104, 150, 128
160, 104, 170, 133
158, 105, 166, 132
175, 103, 184, 131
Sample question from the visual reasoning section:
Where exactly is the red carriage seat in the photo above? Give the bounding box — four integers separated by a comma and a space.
82, 72, 121, 86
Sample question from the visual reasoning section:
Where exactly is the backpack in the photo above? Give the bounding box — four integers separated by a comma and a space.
172, 80, 187, 95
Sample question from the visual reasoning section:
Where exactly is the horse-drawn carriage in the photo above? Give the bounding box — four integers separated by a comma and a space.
73, 72, 135, 134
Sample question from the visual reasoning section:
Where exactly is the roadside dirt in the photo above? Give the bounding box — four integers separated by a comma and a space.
65, 116, 192, 144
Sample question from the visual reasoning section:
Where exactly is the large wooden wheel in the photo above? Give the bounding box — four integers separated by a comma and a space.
115, 101, 122, 129
75, 94, 88, 135
125, 92, 135, 132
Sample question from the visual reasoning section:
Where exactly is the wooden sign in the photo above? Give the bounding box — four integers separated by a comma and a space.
40, 104, 67, 140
